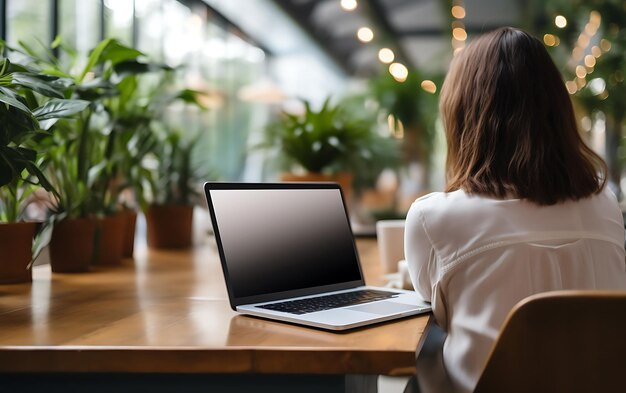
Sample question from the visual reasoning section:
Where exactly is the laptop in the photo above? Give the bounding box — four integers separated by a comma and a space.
204, 182, 431, 331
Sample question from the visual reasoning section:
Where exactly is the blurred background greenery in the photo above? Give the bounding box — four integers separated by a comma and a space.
2, 0, 626, 227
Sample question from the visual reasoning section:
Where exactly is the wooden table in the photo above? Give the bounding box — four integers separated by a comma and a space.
0, 237, 431, 391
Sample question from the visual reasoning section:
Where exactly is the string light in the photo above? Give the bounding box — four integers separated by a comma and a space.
421, 80, 437, 94
577, 34, 590, 48
452, 27, 467, 41
389, 62, 408, 82
451, 5, 465, 19
544, 34, 557, 46
450, 1, 466, 54
591, 46, 602, 58
572, 47, 584, 61
584, 22, 598, 36
340, 0, 357, 11
588, 78, 606, 96
564, 10, 605, 94
357, 27, 374, 43
378, 48, 395, 64
590, 10, 601, 25
555, 15, 567, 28
565, 80, 578, 94
451, 38, 465, 50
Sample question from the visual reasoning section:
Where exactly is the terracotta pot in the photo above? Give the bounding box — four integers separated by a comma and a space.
0, 222, 36, 284
94, 213, 126, 266
50, 217, 97, 273
281, 172, 354, 202
121, 210, 137, 258
146, 204, 194, 249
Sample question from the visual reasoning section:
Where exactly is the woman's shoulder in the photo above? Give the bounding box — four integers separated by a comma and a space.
409, 189, 495, 216
406, 190, 489, 235
573, 186, 623, 223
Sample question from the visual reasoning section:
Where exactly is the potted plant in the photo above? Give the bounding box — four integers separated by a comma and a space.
104, 67, 201, 257
263, 98, 399, 202
0, 48, 89, 282
26, 37, 147, 270
144, 128, 205, 249
334, 94, 404, 222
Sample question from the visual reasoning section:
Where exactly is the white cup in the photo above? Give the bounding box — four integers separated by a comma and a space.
376, 220, 406, 274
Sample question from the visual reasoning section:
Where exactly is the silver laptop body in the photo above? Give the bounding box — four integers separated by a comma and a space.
204, 182, 431, 331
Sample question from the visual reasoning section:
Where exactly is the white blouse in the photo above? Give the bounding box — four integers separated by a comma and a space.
404, 187, 626, 393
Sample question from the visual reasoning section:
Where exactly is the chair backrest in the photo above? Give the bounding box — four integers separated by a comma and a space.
474, 290, 626, 393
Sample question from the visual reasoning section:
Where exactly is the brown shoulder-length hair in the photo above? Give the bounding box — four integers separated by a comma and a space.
440, 27, 606, 205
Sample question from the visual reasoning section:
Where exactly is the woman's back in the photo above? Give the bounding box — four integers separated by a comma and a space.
405, 187, 626, 392
405, 26, 626, 392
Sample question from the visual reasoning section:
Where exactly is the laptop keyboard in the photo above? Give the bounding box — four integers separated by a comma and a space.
257, 289, 397, 315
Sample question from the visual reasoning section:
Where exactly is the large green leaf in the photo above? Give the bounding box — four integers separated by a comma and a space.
0, 86, 31, 113
7, 61, 36, 74
0, 74, 13, 87
75, 78, 118, 101
99, 40, 144, 66
0, 146, 35, 187
175, 89, 208, 110
116, 75, 138, 113
78, 38, 112, 83
0, 59, 10, 76
14, 146, 37, 163
41, 68, 72, 78
24, 160, 55, 192
11, 72, 65, 98
79, 38, 144, 82
33, 98, 89, 121
0, 161, 11, 187
1, 105, 38, 143
113, 60, 171, 76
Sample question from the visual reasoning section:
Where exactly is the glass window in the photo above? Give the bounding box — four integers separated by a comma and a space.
162, 0, 194, 67
7, 0, 52, 54
59, 0, 101, 65
103, 0, 134, 45
136, 0, 164, 60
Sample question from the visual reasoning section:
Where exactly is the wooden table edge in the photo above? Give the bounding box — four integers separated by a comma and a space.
0, 346, 419, 375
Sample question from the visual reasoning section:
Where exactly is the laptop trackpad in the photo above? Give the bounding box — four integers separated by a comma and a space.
349, 301, 417, 315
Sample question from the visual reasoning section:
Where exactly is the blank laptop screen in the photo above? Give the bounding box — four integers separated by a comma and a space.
209, 188, 362, 298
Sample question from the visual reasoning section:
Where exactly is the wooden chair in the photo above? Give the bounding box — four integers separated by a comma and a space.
474, 290, 626, 393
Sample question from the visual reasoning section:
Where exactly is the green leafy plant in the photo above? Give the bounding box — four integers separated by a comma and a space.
105, 68, 209, 211
369, 69, 441, 188
12, 36, 210, 217
147, 126, 205, 206
0, 46, 89, 223
21, 37, 151, 218
263, 99, 400, 177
